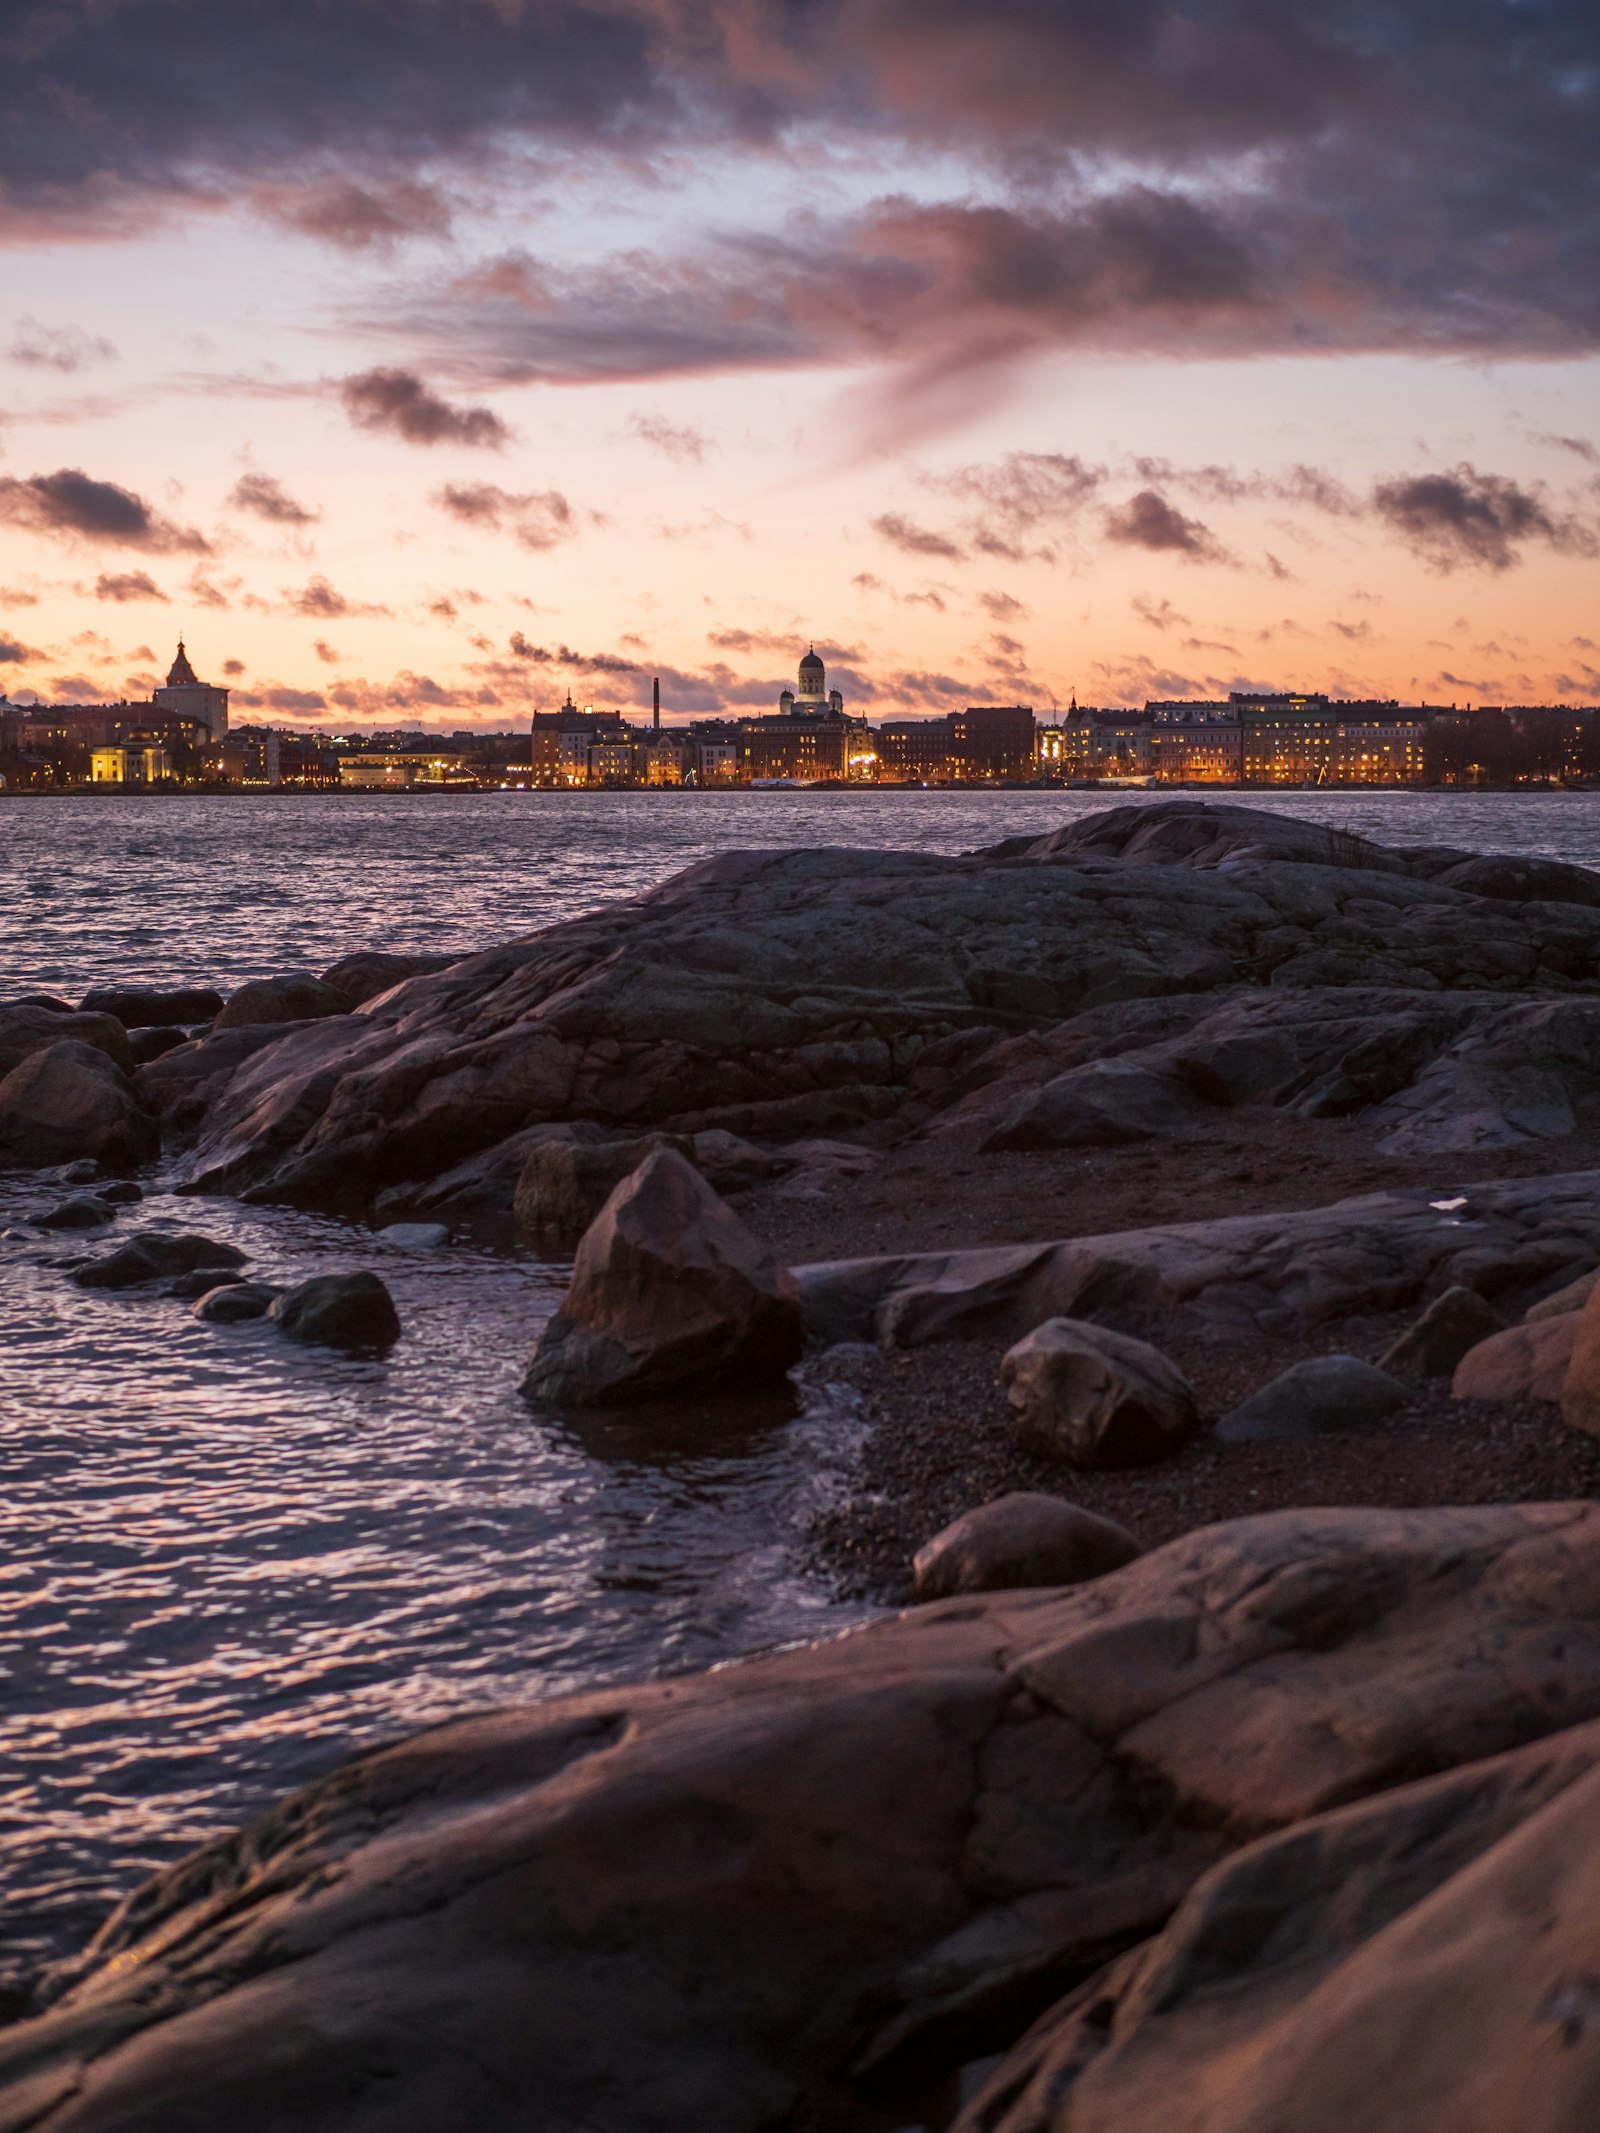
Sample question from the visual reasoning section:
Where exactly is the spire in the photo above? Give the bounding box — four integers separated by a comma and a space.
166, 639, 198, 687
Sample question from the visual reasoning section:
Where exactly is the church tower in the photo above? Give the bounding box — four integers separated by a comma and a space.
153, 639, 230, 737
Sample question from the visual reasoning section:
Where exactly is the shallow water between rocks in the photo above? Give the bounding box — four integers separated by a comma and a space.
4, 785, 1600, 1991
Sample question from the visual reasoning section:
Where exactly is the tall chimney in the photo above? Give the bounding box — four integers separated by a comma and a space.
653, 676, 661, 732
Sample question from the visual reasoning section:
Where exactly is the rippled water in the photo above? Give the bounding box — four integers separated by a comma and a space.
3, 785, 1599, 1991
6, 787, 1600, 997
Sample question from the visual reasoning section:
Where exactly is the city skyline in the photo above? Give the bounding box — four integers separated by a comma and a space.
3, 2, 1597, 726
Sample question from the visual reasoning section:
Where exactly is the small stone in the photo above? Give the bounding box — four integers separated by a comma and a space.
1380, 1286, 1504, 1382
270, 1272, 401, 1353
165, 1267, 248, 1301
1216, 1355, 1409, 1442
1454, 1316, 1579, 1403
375, 1222, 449, 1250
72, 1232, 248, 1291
912, 1493, 1142, 1601
32, 1196, 116, 1231
194, 1282, 281, 1324
1000, 1318, 1200, 1469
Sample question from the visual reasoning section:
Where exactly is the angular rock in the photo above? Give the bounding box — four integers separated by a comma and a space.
1216, 1354, 1408, 1442
1454, 1314, 1580, 1403
72, 1232, 247, 1290
194, 1281, 282, 1324
1528, 1266, 1600, 1321
912, 1493, 1141, 1600
0, 1040, 156, 1172
1000, 1318, 1199, 1468
318, 950, 459, 1008
10, 1505, 1600, 2133
1379, 1284, 1504, 1381
79, 984, 224, 1028
213, 974, 348, 1030
513, 1129, 693, 1255
523, 1149, 803, 1406
31, 1196, 116, 1231
269, 1272, 400, 1353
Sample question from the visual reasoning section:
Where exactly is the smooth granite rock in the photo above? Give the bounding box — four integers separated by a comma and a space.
523, 1149, 803, 1406
1001, 1318, 1199, 1468
1529, 1266, 1600, 1321
194, 1282, 282, 1324
0, 1003, 132, 1079
1379, 1283, 1504, 1381
31, 1196, 116, 1231
10, 1505, 1600, 2133
72, 1232, 247, 1290
318, 950, 460, 1008
269, 1272, 400, 1352
214, 974, 349, 1031
1216, 1354, 1408, 1441
1454, 1314, 1581, 1402
912, 1494, 1142, 1599
0, 1041, 156, 1172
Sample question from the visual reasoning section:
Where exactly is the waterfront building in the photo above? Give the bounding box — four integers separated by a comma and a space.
90, 744, 172, 786
151, 640, 229, 738
739, 648, 869, 780
339, 749, 472, 788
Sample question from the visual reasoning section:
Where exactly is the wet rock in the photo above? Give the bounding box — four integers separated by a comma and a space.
372, 1123, 604, 1249
1379, 1284, 1504, 1381
523, 1149, 803, 1407
213, 974, 348, 1030
954, 1720, 1600, 2133
126, 1025, 190, 1067
513, 1130, 694, 1255
164, 1267, 249, 1301
376, 1221, 449, 1249
0, 1002, 132, 1079
912, 1493, 1141, 1600
97, 1179, 142, 1205
194, 1281, 281, 1324
318, 950, 459, 1008
1000, 1318, 1199, 1469
73, 1232, 247, 1290
269, 1272, 400, 1352
31, 1196, 116, 1231
1217, 1354, 1408, 1442
11, 1505, 1600, 2133
80, 985, 224, 1028
1562, 1281, 1600, 1441
1528, 1267, 1600, 1322
0, 1040, 156, 1172
1453, 1315, 1580, 1403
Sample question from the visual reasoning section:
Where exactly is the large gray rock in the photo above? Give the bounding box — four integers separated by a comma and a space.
1001, 1317, 1199, 1468
0, 1040, 155, 1171
513, 1128, 693, 1254
912, 1493, 1141, 1599
1215, 1354, 1408, 1442
523, 1149, 803, 1406
119, 802, 1600, 1213
214, 974, 349, 1030
1379, 1283, 1504, 1381
10, 1505, 1600, 2132
79, 985, 223, 1028
270, 1272, 400, 1352
72, 1232, 246, 1289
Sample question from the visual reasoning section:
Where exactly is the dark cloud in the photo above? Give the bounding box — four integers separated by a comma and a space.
314, 639, 340, 663
222, 659, 245, 676
0, 469, 208, 552
628, 413, 710, 462
0, 635, 37, 663
1372, 464, 1598, 572
284, 575, 391, 618
872, 512, 966, 561
9, 318, 116, 371
255, 175, 453, 250
94, 569, 166, 601
978, 590, 1027, 622
341, 368, 509, 448
508, 633, 639, 675
436, 483, 574, 550
230, 472, 319, 525
1103, 490, 1229, 562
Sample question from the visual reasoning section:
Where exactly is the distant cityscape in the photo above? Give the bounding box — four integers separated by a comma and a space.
4, 641, 1598, 792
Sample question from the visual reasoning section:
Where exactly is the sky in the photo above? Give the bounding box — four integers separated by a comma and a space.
1, 0, 1597, 729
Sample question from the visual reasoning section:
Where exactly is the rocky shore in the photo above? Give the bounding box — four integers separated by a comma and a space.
12, 799, 1600, 2126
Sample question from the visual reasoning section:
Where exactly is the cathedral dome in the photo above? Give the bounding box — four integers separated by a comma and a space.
798, 647, 824, 681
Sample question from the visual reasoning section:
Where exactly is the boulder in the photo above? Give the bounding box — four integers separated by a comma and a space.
318, 950, 459, 1008
1562, 1280, 1600, 1441
376, 1221, 449, 1249
912, 1493, 1141, 1600
269, 1272, 400, 1352
165, 1267, 249, 1301
523, 1149, 803, 1406
1455, 1315, 1580, 1403
97, 1179, 142, 1205
126, 1025, 190, 1067
1379, 1284, 1504, 1381
31, 1196, 116, 1231
1000, 1317, 1199, 1468
79, 984, 224, 1028
0, 1040, 156, 1172
513, 1130, 694, 1255
194, 1281, 282, 1324
11, 1505, 1600, 2133
71, 1231, 247, 1290
1216, 1354, 1408, 1442
1529, 1266, 1600, 1321
0, 1002, 132, 1078
213, 974, 348, 1030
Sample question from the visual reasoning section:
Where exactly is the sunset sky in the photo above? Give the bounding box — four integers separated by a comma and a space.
2, 0, 1597, 728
